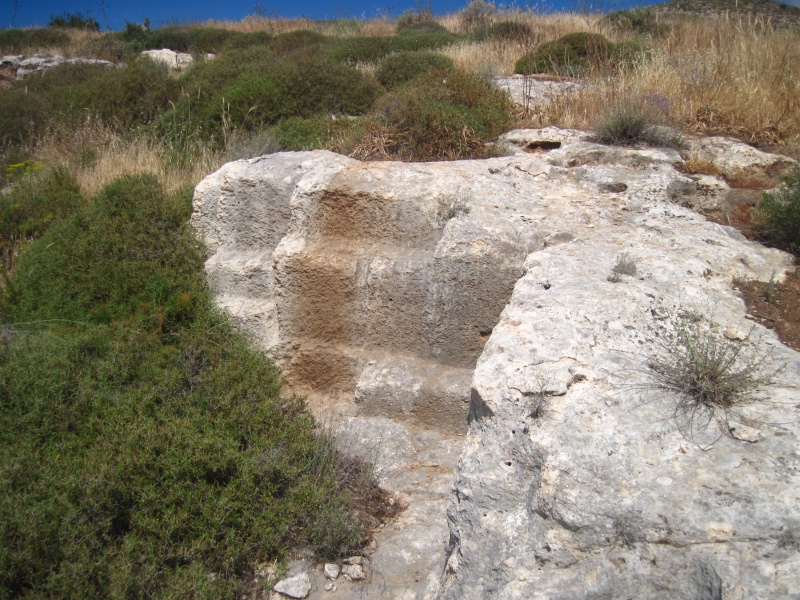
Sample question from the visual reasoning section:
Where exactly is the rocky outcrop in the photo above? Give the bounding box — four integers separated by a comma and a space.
193, 131, 799, 599
1, 54, 115, 79
193, 151, 527, 434
494, 75, 586, 110
141, 48, 214, 70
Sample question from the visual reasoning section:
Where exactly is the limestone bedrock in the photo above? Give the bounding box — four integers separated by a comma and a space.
193, 129, 799, 599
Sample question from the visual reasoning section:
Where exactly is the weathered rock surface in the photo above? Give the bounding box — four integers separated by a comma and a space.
193, 130, 799, 599
1, 54, 115, 79
140, 48, 214, 70
273, 572, 312, 598
494, 75, 586, 110
684, 135, 796, 180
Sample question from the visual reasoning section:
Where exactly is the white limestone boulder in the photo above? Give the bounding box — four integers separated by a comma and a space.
192, 130, 799, 599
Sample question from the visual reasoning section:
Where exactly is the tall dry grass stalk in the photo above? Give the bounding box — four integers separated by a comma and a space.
32, 122, 223, 196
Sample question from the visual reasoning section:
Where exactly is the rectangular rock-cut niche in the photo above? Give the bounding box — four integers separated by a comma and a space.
268, 167, 526, 433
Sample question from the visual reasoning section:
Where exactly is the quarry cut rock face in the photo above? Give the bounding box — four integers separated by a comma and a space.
193, 131, 799, 599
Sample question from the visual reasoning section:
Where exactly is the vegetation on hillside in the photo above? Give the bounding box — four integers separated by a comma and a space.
0, 174, 388, 597
757, 166, 800, 255
1, 2, 799, 595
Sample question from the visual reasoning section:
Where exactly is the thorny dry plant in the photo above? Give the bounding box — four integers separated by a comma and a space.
607, 252, 637, 283
646, 311, 784, 449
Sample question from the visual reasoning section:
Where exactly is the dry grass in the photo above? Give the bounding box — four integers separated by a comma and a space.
8, 8, 799, 191
440, 39, 534, 77
30, 122, 223, 196
436, 10, 603, 36
204, 16, 396, 37
436, 12, 616, 76
536, 14, 800, 158
7, 28, 107, 57
678, 156, 723, 177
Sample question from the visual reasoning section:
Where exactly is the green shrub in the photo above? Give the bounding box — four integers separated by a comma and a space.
48, 59, 178, 129
79, 58, 180, 129
274, 57, 382, 118
189, 27, 242, 53
223, 30, 273, 50
398, 20, 450, 35
593, 101, 681, 147
514, 31, 613, 76
601, 8, 669, 37
0, 163, 83, 271
474, 20, 534, 43
0, 87, 50, 147
267, 117, 359, 152
375, 51, 454, 89
0, 177, 380, 598
0, 60, 179, 145
0, 62, 113, 146
268, 29, 328, 56
171, 50, 381, 143
48, 12, 100, 30
0, 28, 70, 53
109, 25, 250, 55
272, 118, 331, 151
368, 68, 513, 160
4, 176, 198, 324
327, 32, 457, 64
757, 165, 800, 255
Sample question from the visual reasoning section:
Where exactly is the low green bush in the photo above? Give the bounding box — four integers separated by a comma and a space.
271, 117, 343, 151
107, 25, 259, 56
0, 175, 380, 597
0, 87, 50, 147
514, 31, 613, 76
0, 163, 83, 271
375, 51, 454, 89
474, 20, 535, 43
327, 32, 457, 64
4, 176, 200, 324
169, 50, 381, 143
593, 101, 681, 147
0, 62, 112, 146
268, 29, 328, 56
757, 165, 800, 255
76, 32, 130, 60
0, 60, 179, 145
0, 28, 70, 53
75, 58, 180, 129
398, 20, 450, 35
223, 30, 273, 50
369, 68, 513, 160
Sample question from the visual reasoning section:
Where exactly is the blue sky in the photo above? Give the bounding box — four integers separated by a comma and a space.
6, 0, 799, 30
